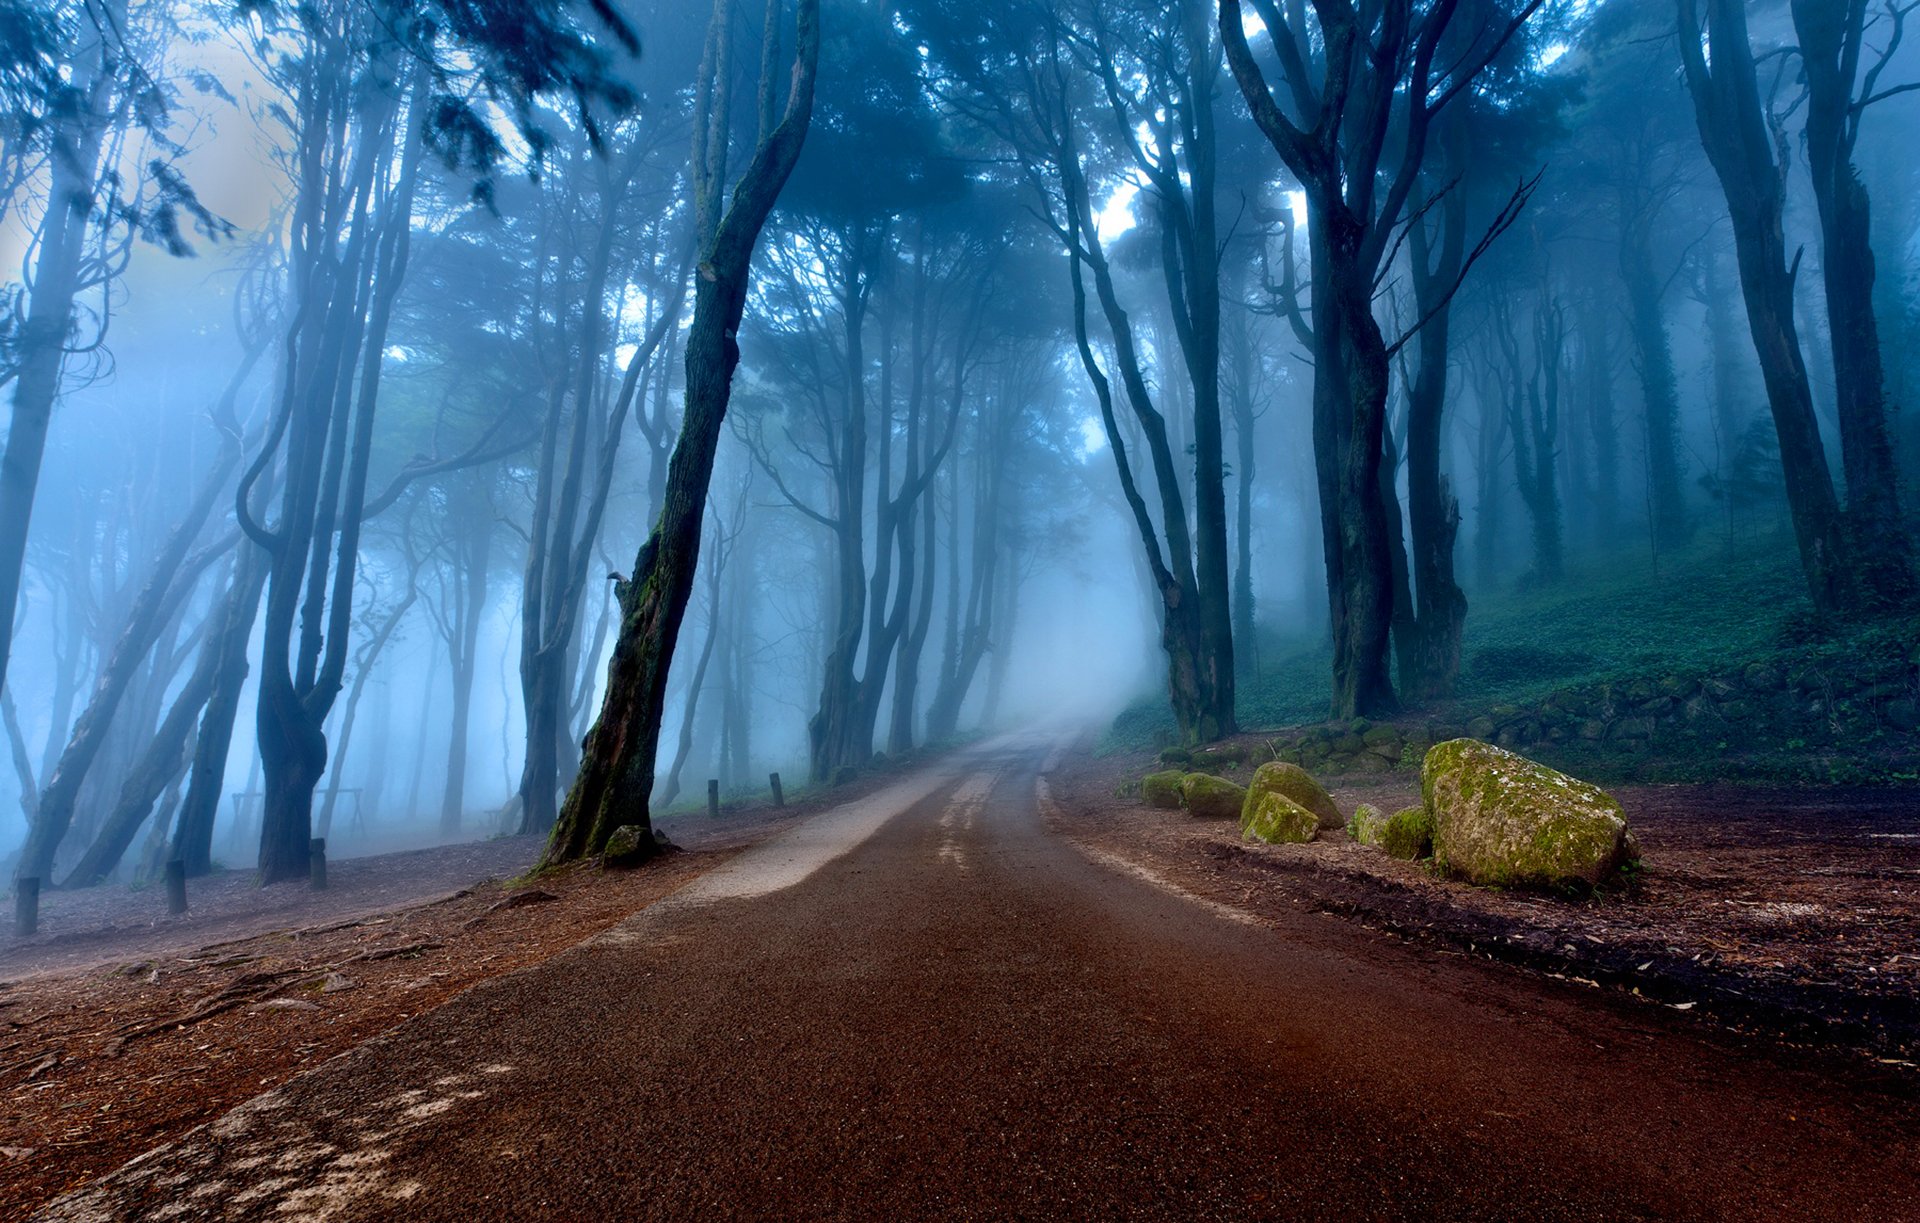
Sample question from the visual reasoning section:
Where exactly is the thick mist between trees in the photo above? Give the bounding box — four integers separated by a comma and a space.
2, 0, 1918, 887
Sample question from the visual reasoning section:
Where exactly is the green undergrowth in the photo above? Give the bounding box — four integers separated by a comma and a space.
1103, 530, 1920, 783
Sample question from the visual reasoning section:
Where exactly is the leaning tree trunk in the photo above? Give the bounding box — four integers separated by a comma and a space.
171, 556, 269, 876
62, 619, 226, 888
14, 450, 238, 885
542, 0, 818, 867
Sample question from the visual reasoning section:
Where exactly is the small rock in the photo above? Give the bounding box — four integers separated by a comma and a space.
490, 888, 560, 912
319, 973, 357, 993
1241, 790, 1319, 845
257, 998, 321, 1012
1141, 770, 1186, 810
1379, 807, 1434, 861
1348, 803, 1387, 846
1180, 773, 1248, 820
1189, 743, 1248, 770
603, 824, 664, 867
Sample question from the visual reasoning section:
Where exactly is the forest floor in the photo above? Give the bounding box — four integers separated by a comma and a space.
0, 771, 891, 1218
1051, 742, 1920, 1068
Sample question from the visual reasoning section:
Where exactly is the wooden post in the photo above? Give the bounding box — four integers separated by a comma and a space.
14, 877, 38, 937
164, 860, 188, 916
309, 838, 327, 891
707, 779, 720, 819
769, 771, 785, 808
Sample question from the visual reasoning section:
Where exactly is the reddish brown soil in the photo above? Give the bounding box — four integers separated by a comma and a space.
0, 764, 925, 1219
0, 850, 740, 1217
1054, 742, 1920, 1063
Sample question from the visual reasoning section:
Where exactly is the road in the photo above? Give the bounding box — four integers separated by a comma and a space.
38, 735, 1920, 1221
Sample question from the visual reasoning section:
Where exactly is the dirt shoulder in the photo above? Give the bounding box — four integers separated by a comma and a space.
1049, 739, 1920, 1067
0, 755, 953, 1218
0, 848, 743, 1217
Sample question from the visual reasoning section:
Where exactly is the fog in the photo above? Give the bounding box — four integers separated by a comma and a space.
3, 0, 1918, 889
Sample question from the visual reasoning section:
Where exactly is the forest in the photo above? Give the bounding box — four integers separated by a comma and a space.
4, 0, 1917, 889
5, 0, 1920, 1216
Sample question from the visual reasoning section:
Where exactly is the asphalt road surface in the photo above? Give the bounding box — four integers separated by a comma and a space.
38, 735, 1920, 1221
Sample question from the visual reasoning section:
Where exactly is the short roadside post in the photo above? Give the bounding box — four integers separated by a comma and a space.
769, 772, 785, 808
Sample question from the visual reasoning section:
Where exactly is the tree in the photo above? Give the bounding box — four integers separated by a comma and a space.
543, 0, 820, 867
1676, 0, 1851, 615
910, 0, 1240, 743
0, 0, 228, 706
1220, 0, 1542, 717
237, 0, 640, 882
1789, 0, 1916, 605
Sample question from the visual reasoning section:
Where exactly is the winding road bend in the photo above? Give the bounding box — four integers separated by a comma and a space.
39, 735, 1920, 1221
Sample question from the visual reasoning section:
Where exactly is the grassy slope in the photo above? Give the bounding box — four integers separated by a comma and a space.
1109, 529, 1916, 762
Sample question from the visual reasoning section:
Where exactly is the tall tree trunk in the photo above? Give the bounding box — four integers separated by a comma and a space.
1226, 301, 1259, 677
543, 0, 819, 867
172, 556, 269, 876
441, 493, 493, 834
1619, 216, 1689, 551
1401, 177, 1468, 701
1309, 213, 1399, 718
1791, 0, 1915, 604
1678, 0, 1851, 614
0, 6, 117, 703
249, 48, 421, 883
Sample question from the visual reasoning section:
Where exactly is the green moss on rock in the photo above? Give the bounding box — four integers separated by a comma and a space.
1421, 738, 1636, 890
1142, 770, 1187, 809
1347, 803, 1387, 846
1189, 744, 1249, 771
1159, 747, 1193, 766
1181, 772, 1248, 819
1244, 761, 1343, 830
1379, 806, 1433, 861
1240, 790, 1319, 845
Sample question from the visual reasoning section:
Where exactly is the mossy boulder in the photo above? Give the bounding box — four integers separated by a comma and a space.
1142, 770, 1187, 810
603, 824, 662, 867
1379, 806, 1433, 861
1422, 739, 1636, 889
1347, 803, 1387, 846
1189, 743, 1248, 771
1159, 746, 1193, 766
1244, 761, 1343, 830
1181, 772, 1248, 819
1241, 790, 1319, 845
